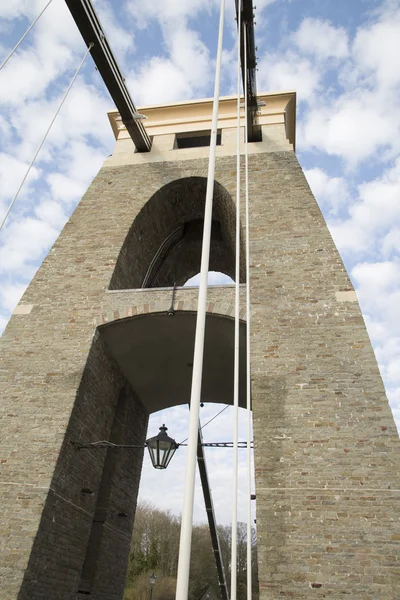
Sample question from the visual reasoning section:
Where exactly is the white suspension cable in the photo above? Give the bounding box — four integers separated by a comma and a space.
244, 26, 253, 600
0, 0, 54, 72
230, 3, 242, 599
0, 43, 93, 234
175, 0, 225, 598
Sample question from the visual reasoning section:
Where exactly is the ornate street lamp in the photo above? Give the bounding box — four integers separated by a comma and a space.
146, 425, 178, 470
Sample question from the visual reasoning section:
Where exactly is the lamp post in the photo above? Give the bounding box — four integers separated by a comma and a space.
149, 571, 156, 600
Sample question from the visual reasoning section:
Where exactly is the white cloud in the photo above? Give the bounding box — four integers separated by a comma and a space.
126, 0, 218, 27
255, 0, 277, 10
0, 2, 114, 331
389, 387, 400, 427
0, 153, 41, 218
0, 153, 41, 198
0, 0, 48, 20
258, 52, 320, 102
329, 158, 400, 256
46, 173, 86, 206
33, 0, 83, 52
128, 26, 212, 104
93, 0, 135, 64
328, 219, 369, 257
305, 167, 350, 216
352, 261, 400, 297
168, 27, 211, 87
0, 280, 27, 312
0, 215, 59, 275
129, 58, 191, 104
59, 139, 106, 181
0, 1, 82, 109
0, 313, 8, 332
0, 43, 73, 108
356, 161, 400, 231
293, 17, 349, 60
6, 80, 112, 165
257, 19, 347, 106
34, 198, 68, 229
351, 259, 400, 431
0, 114, 11, 142
382, 227, 400, 258
353, 12, 400, 89
295, 7, 400, 167
300, 96, 397, 165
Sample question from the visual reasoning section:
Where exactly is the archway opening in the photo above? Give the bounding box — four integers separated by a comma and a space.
18, 310, 252, 599
95, 311, 253, 597
126, 402, 258, 600
184, 271, 234, 287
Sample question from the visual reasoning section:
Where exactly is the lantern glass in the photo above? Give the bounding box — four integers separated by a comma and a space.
146, 425, 178, 469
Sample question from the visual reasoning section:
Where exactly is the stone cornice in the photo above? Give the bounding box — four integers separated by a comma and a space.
107, 90, 296, 150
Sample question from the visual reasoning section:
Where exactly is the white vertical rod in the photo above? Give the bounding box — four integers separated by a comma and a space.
0, 43, 93, 233
230, 3, 242, 599
0, 0, 54, 72
243, 26, 253, 600
175, 1, 225, 598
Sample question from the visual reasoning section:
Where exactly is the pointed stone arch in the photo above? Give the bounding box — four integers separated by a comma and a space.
109, 176, 245, 290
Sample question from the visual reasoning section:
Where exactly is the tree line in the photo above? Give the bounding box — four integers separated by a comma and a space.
124, 503, 259, 600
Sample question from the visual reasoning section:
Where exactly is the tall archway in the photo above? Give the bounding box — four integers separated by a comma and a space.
13, 301, 246, 600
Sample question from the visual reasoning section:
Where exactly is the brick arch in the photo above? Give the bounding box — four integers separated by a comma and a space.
109, 176, 245, 290
96, 300, 247, 327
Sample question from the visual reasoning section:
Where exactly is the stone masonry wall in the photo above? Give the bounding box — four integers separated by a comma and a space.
0, 150, 399, 599
13, 332, 148, 600
246, 152, 399, 599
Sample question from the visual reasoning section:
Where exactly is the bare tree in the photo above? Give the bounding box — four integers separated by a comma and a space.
124, 504, 258, 600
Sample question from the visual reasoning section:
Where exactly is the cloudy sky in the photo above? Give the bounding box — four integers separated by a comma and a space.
1, 0, 399, 525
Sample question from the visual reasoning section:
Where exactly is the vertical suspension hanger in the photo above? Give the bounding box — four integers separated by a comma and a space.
231, 0, 243, 598
167, 282, 177, 316
175, 0, 226, 598
244, 25, 254, 600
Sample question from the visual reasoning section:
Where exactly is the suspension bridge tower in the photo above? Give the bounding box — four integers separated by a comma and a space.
1, 89, 399, 600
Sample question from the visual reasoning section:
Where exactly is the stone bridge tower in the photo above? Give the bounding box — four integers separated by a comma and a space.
1, 92, 399, 600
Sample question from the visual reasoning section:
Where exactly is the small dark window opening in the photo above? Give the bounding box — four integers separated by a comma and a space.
175, 130, 221, 149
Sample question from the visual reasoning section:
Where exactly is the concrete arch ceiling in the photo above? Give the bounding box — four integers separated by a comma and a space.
100, 311, 247, 414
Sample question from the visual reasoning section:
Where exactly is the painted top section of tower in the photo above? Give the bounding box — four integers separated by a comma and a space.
105, 91, 296, 167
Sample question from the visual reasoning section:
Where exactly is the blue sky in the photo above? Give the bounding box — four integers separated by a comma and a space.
1, 0, 399, 524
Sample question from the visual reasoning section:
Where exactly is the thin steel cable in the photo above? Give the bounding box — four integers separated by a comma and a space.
179, 404, 229, 445
76, 441, 253, 449
231, 3, 242, 599
0, 43, 93, 233
73, 441, 144, 449
244, 26, 253, 600
175, 0, 226, 597
0, 0, 54, 72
